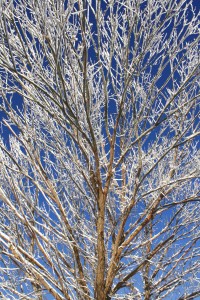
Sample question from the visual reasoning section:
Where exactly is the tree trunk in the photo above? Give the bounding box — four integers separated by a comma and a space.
95, 192, 106, 300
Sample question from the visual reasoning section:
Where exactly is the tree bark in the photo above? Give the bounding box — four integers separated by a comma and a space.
95, 191, 106, 300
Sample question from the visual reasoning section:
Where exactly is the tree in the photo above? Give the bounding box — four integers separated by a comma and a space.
0, 0, 199, 299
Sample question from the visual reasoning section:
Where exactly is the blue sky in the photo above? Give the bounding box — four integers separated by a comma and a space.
0, 0, 200, 299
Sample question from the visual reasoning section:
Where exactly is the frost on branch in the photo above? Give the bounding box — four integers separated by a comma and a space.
0, 0, 199, 299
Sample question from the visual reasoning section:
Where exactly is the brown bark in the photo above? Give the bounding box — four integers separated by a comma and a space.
144, 222, 152, 300
95, 191, 106, 300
